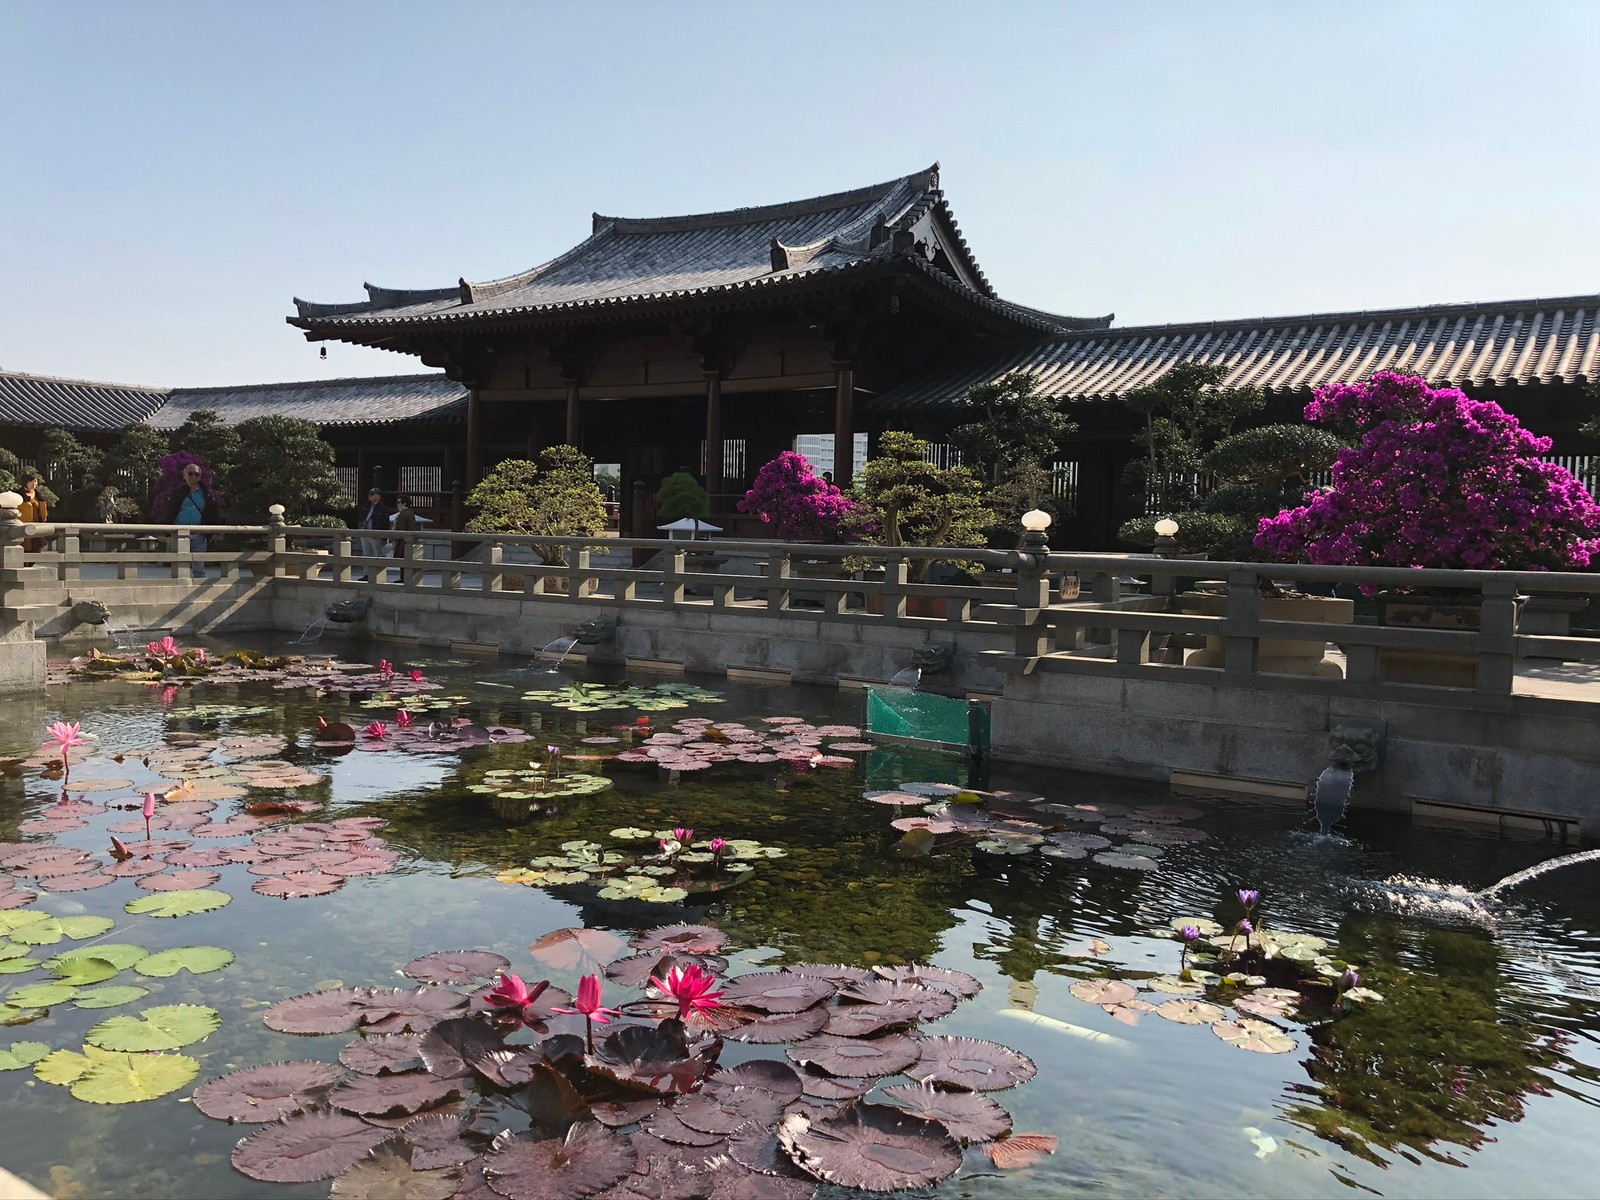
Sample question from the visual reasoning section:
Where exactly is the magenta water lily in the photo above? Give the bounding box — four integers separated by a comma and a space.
46, 720, 87, 778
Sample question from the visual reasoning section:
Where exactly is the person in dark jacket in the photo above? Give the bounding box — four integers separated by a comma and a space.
355, 487, 392, 576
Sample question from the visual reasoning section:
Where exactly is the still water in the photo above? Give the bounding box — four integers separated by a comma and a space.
1, 637, 1598, 1198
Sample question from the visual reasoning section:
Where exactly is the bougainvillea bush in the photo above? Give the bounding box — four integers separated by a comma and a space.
1256, 372, 1600, 570
738, 452, 860, 542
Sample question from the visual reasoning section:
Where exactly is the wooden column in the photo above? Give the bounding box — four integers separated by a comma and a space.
832, 363, 855, 488
465, 389, 482, 487
704, 373, 724, 503
565, 380, 582, 448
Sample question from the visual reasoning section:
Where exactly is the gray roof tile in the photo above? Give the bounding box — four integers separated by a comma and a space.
152, 375, 468, 428
873, 294, 1600, 410
0, 370, 169, 430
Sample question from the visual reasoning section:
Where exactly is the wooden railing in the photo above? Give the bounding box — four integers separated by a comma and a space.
7, 512, 1599, 700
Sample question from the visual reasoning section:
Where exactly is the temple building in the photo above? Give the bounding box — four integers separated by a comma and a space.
2, 164, 1596, 545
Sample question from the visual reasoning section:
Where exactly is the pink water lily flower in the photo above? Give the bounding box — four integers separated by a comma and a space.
409, 669, 424, 683
193, 647, 207, 663
142, 791, 157, 821
553, 973, 624, 1050
673, 827, 694, 844
364, 721, 388, 740
648, 963, 725, 1020
47, 721, 87, 779
486, 972, 549, 1017
379, 659, 394, 678
146, 636, 181, 659
395, 710, 413, 729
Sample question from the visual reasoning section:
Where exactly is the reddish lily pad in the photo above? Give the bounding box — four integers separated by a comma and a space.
482, 1123, 634, 1200
193, 1061, 344, 1122
264, 989, 375, 1035
786, 1033, 919, 1078
987, 1132, 1059, 1169
529, 927, 626, 972
341, 1034, 424, 1076
1102, 999, 1158, 1026
138, 870, 222, 891
40, 872, 117, 892
783, 964, 872, 986
329, 1144, 461, 1199
778, 1103, 961, 1190
720, 973, 835, 1014
630, 924, 730, 956
1156, 999, 1225, 1025
708, 1059, 803, 1105
881, 1081, 1012, 1144
1068, 978, 1136, 1006
727, 1007, 830, 1045
913, 1036, 1037, 1092
253, 873, 347, 899
841, 980, 959, 1021
1212, 1018, 1296, 1054
328, 1070, 463, 1117
401, 1110, 477, 1170
418, 1017, 505, 1080
231, 1109, 391, 1183
403, 950, 511, 985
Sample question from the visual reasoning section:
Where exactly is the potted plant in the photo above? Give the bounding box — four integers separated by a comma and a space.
1257, 371, 1600, 685
854, 430, 995, 615
467, 445, 608, 594
654, 471, 710, 524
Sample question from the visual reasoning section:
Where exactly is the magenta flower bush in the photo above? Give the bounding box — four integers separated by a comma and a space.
737, 450, 861, 542
1256, 372, 1600, 570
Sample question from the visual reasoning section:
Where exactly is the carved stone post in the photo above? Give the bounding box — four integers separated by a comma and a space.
267, 504, 288, 579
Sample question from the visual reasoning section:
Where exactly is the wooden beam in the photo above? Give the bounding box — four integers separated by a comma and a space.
704, 373, 723, 501
565, 380, 582, 447
833, 363, 855, 488
466, 389, 482, 486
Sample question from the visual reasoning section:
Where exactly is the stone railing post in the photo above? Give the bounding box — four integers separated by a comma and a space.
267, 505, 289, 578
1476, 576, 1518, 695
167, 528, 187, 581
765, 549, 792, 612
881, 553, 908, 620
404, 533, 425, 590
1222, 569, 1261, 681
0, 492, 25, 575
484, 543, 504, 593
662, 546, 686, 608
336, 535, 355, 585
567, 544, 592, 598
1012, 532, 1052, 658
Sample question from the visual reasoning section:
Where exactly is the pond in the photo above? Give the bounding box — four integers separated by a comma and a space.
1, 635, 1598, 1198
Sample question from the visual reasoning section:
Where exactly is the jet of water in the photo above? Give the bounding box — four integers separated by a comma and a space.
888, 666, 922, 690
1477, 848, 1600, 898
1311, 765, 1354, 834
538, 637, 578, 669
290, 616, 328, 645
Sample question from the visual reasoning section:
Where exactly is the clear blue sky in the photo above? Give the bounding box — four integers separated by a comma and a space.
4, 1, 1597, 387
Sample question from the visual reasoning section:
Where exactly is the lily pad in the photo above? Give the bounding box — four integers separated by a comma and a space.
8, 983, 79, 1007
1155, 999, 1225, 1025
124, 889, 232, 918
913, 1036, 1037, 1092
134, 946, 236, 977
71, 1051, 200, 1104
48, 944, 149, 971
0, 1041, 49, 1070
881, 1081, 1012, 1143
720, 972, 836, 1014
49, 956, 121, 986
987, 1132, 1060, 1169
329, 1144, 461, 1200
86, 1003, 221, 1052
482, 1122, 634, 1200
192, 1060, 344, 1122
786, 1033, 920, 1078
10, 915, 116, 946
1212, 1018, 1296, 1054
1148, 975, 1205, 996
403, 950, 511, 985
778, 1103, 962, 1190
528, 927, 625, 972
1068, 978, 1136, 1006
72, 985, 151, 1009
327, 1069, 463, 1117
232, 1109, 392, 1182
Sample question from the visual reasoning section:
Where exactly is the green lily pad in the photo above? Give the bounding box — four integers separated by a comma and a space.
72, 985, 151, 1010
72, 1051, 200, 1103
50, 957, 121, 986
86, 1004, 221, 1052
542, 871, 591, 885
1277, 944, 1320, 963
49, 945, 149, 971
610, 827, 655, 840
975, 839, 1033, 855
560, 840, 601, 852
11, 916, 117, 946
1169, 917, 1224, 938
1344, 986, 1385, 1004
35, 1047, 102, 1084
0, 1041, 49, 1070
124, 890, 232, 919
0, 942, 31, 962
0, 912, 50, 934
134, 947, 235, 978
638, 886, 687, 903
8, 983, 79, 1007
0, 958, 42, 975
1148, 975, 1205, 996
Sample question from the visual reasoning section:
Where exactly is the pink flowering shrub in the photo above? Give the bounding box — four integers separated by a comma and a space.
1256, 372, 1600, 570
737, 451, 860, 542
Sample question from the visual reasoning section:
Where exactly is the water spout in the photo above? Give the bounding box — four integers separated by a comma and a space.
105, 620, 138, 652
1477, 848, 1600, 898
290, 616, 329, 645
888, 665, 922, 690
1311, 765, 1355, 835
539, 636, 579, 667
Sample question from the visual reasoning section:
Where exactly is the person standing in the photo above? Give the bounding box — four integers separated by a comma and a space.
356, 487, 391, 573
17, 471, 48, 553
389, 494, 420, 581
167, 462, 217, 578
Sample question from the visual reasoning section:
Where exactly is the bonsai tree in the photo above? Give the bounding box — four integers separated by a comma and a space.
1120, 362, 1266, 524
1257, 371, 1600, 570
949, 371, 1075, 543
38, 429, 105, 520
738, 451, 860, 542
170, 409, 241, 483
1121, 423, 1344, 558
854, 430, 994, 582
226, 415, 347, 524
654, 471, 709, 522
98, 423, 169, 510
466, 444, 606, 565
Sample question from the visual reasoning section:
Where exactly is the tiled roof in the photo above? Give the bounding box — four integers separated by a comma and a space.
290, 166, 1109, 338
152, 375, 468, 429
0, 370, 169, 430
874, 294, 1600, 410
